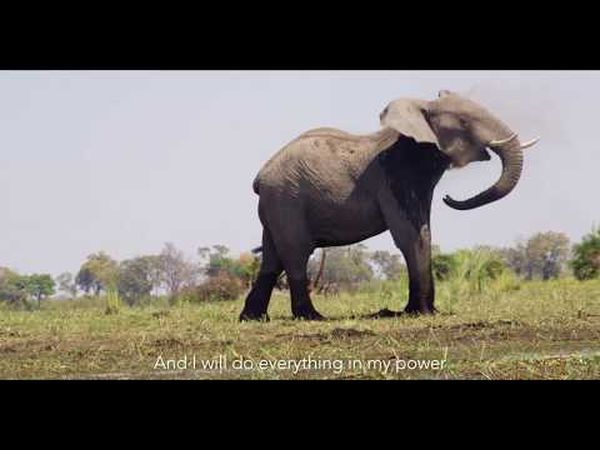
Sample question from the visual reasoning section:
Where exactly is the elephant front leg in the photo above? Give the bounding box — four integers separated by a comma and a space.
381, 199, 437, 315
401, 224, 436, 314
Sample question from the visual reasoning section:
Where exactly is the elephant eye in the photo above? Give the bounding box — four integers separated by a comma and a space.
380, 107, 389, 121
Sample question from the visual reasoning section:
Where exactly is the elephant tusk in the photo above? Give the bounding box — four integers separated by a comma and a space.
488, 133, 518, 147
519, 136, 540, 150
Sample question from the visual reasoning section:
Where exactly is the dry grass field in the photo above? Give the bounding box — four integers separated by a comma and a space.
0, 278, 598, 380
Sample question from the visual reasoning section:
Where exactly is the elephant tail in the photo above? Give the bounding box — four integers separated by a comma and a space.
251, 246, 263, 254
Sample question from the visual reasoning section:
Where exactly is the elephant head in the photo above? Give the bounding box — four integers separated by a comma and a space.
379, 90, 540, 210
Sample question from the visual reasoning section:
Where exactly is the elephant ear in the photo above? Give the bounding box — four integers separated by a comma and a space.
380, 98, 439, 147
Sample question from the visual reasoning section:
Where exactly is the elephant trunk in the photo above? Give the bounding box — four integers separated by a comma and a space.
443, 135, 525, 211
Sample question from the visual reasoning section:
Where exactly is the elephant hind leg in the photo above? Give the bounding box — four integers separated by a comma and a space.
268, 227, 324, 321
239, 228, 283, 322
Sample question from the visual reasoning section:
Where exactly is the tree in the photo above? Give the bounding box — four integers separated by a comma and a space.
307, 244, 373, 291
56, 272, 78, 298
118, 256, 158, 305
501, 233, 571, 280
0, 268, 28, 306
237, 252, 260, 288
199, 245, 259, 288
76, 252, 119, 295
571, 227, 600, 280
370, 250, 405, 280
524, 232, 570, 280
0, 270, 55, 308
75, 266, 96, 295
26, 274, 55, 307
200, 245, 235, 278
145, 255, 164, 297
501, 242, 527, 277
160, 243, 197, 300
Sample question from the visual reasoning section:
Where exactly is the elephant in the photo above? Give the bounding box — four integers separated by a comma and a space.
240, 90, 539, 321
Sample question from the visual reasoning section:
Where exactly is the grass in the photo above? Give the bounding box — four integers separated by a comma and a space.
0, 278, 598, 379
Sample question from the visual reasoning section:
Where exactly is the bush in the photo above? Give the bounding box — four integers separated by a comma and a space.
104, 288, 122, 315
183, 274, 244, 302
448, 249, 508, 293
571, 227, 600, 280
432, 253, 457, 281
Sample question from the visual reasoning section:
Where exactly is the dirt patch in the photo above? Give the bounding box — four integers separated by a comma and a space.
0, 328, 23, 337
152, 337, 185, 347
0, 345, 17, 353
275, 332, 328, 341
434, 320, 521, 331
277, 328, 376, 341
330, 328, 376, 339
504, 348, 600, 362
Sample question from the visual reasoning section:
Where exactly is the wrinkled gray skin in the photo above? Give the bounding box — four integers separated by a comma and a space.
240, 91, 528, 321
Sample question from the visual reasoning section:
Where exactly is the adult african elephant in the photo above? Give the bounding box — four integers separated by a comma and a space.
240, 91, 539, 321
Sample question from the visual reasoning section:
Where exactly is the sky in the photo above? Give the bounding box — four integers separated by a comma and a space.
0, 70, 598, 276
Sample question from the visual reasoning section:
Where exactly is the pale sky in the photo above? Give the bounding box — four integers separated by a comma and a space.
0, 70, 597, 276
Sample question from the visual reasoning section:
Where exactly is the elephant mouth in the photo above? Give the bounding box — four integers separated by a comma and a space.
448, 148, 491, 169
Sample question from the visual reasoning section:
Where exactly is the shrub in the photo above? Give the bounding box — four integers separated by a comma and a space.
449, 248, 508, 293
432, 253, 457, 281
184, 274, 244, 302
104, 288, 122, 315
571, 227, 600, 280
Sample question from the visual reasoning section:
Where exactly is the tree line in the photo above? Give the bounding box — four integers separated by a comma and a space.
0, 243, 258, 308
68, 243, 258, 306
305, 228, 600, 292
1, 227, 599, 307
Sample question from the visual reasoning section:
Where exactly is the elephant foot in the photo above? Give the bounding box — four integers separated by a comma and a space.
239, 310, 270, 322
366, 308, 404, 319
404, 304, 437, 315
292, 304, 325, 321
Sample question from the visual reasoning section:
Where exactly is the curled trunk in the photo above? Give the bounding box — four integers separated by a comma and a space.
443, 138, 524, 210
